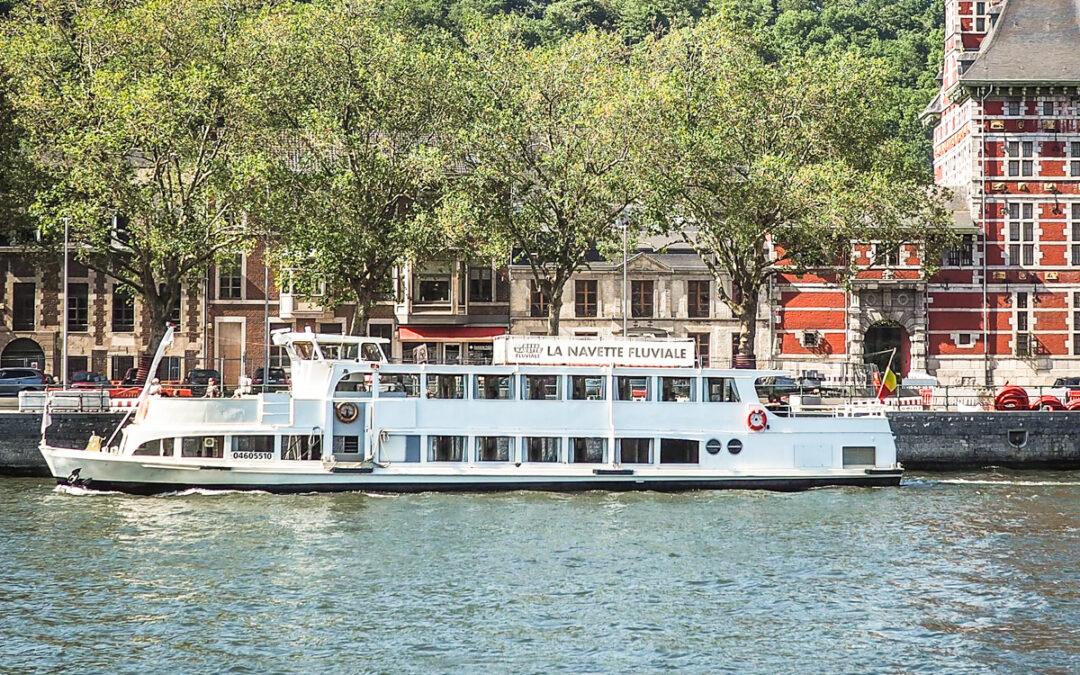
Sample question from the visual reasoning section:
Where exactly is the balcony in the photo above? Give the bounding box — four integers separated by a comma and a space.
279, 293, 326, 320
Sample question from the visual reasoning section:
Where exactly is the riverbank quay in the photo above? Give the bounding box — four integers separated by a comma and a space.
2, 410, 1080, 477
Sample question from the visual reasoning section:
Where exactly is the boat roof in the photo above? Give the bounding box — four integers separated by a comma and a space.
271, 330, 390, 346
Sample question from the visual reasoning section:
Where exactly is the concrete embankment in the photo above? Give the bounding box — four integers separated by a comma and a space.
1, 410, 1079, 477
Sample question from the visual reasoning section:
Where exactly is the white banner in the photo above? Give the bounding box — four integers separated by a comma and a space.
493, 336, 695, 368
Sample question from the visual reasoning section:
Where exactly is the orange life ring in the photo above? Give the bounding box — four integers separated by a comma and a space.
335, 402, 360, 424
746, 408, 768, 432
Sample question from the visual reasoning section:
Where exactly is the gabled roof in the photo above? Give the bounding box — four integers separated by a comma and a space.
960, 0, 1080, 86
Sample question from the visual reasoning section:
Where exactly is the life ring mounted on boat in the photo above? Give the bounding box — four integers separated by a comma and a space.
335, 401, 360, 424
746, 408, 768, 432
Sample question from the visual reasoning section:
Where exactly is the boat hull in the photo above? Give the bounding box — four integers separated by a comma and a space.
43, 446, 901, 495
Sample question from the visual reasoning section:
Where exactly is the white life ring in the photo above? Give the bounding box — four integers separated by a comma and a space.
335, 402, 360, 424
746, 408, 768, 432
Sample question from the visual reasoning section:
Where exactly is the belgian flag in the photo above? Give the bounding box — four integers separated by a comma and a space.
877, 366, 898, 401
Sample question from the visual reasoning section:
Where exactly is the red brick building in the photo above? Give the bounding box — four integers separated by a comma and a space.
776, 0, 1080, 385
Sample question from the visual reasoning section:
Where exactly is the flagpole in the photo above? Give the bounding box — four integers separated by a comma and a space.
875, 347, 897, 400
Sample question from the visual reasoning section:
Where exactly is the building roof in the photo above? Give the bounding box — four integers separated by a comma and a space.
960, 0, 1080, 86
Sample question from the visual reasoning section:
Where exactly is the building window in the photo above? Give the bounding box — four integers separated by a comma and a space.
157, 356, 181, 381
1074, 294, 1080, 356
415, 274, 451, 303
524, 437, 560, 463
368, 322, 393, 342
11, 282, 35, 331
1043, 100, 1055, 116
66, 355, 87, 380
1072, 204, 1080, 266
1006, 203, 1035, 266
428, 435, 465, 462
570, 438, 606, 463
1006, 140, 1034, 177
1015, 292, 1032, 357
574, 280, 597, 317
1006, 100, 1021, 117
615, 376, 650, 401
687, 280, 710, 318
660, 439, 699, 464
217, 254, 243, 300
618, 438, 652, 464
689, 333, 710, 368
631, 280, 654, 318
112, 287, 135, 332
529, 281, 548, 317
111, 355, 134, 381
468, 267, 494, 303
269, 322, 291, 368
945, 235, 974, 267
67, 283, 89, 332
1071, 142, 1080, 177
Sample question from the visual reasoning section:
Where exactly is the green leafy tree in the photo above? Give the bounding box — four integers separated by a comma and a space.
245, 1, 466, 335
451, 22, 641, 334
637, 19, 952, 363
2, 0, 262, 353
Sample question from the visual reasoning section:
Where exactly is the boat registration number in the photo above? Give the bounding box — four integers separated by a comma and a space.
232, 451, 272, 460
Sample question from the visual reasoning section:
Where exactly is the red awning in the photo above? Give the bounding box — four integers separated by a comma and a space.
399, 326, 506, 342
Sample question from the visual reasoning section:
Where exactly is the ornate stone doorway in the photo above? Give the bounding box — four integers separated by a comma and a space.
864, 322, 910, 377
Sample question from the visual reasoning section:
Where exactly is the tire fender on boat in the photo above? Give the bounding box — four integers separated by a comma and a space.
335, 401, 360, 424
746, 408, 768, 432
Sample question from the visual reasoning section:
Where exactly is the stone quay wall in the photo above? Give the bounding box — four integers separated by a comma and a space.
2, 410, 1080, 477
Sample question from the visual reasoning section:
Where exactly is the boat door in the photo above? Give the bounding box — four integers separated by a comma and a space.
331, 401, 366, 458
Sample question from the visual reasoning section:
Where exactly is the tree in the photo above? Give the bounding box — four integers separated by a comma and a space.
637, 19, 952, 364
451, 22, 641, 334
246, 1, 465, 335
1, 0, 261, 353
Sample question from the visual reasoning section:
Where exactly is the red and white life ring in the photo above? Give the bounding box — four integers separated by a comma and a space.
746, 408, 768, 432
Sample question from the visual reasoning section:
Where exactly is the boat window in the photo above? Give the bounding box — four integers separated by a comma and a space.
706, 377, 741, 402
660, 377, 695, 402
570, 437, 606, 463
362, 343, 384, 362
476, 436, 513, 462
522, 374, 561, 400
133, 438, 171, 457
475, 374, 513, 399
524, 437, 560, 462
429, 435, 466, 462
380, 372, 420, 397
181, 436, 225, 459
842, 446, 876, 467
234, 435, 274, 456
336, 372, 373, 394
615, 376, 651, 401
570, 375, 606, 400
426, 374, 465, 399
660, 438, 699, 464
618, 438, 652, 464
333, 436, 361, 454
283, 435, 322, 461
322, 343, 357, 361
293, 341, 316, 360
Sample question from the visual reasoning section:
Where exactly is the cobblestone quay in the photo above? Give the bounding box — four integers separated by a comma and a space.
3, 411, 1080, 476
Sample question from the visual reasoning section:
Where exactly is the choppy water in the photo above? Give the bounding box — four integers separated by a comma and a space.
1, 473, 1078, 674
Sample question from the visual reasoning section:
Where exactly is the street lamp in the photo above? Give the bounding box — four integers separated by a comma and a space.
618, 216, 629, 337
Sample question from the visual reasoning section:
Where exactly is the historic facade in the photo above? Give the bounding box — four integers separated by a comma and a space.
776, 0, 1080, 385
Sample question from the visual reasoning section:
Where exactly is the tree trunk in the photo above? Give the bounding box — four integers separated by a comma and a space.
546, 282, 565, 336
733, 287, 760, 369
348, 300, 372, 337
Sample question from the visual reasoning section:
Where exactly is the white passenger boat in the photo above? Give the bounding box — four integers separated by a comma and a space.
39, 330, 902, 494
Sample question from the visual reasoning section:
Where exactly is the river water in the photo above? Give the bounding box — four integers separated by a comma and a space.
1, 473, 1078, 674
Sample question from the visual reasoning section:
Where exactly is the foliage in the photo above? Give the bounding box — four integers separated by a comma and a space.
1, 0, 264, 351
245, 0, 467, 334
448, 21, 642, 334
637, 18, 952, 359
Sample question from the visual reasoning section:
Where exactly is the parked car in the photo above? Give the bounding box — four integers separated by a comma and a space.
252, 367, 289, 389
69, 371, 110, 389
183, 368, 222, 396
121, 367, 143, 386
0, 368, 47, 396
756, 375, 800, 400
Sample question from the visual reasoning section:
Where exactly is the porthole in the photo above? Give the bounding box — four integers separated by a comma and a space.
727, 439, 743, 455
705, 439, 722, 455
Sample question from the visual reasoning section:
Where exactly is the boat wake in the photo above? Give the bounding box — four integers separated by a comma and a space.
155, 488, 271, 497
53, 484, 124, 497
